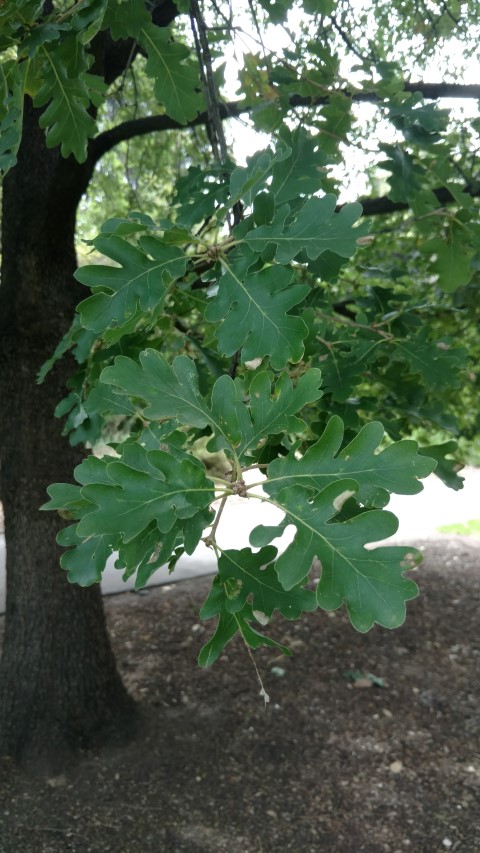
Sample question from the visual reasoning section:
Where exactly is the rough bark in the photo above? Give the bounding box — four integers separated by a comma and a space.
0, 100, 135, 769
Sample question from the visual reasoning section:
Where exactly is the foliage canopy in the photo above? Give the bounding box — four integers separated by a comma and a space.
2, 0, 479, 673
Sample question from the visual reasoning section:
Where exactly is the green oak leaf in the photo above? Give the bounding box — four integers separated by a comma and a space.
270, 128, 327, 204
41, 482, 92, 516
140, 23, 203, 124
202, 546, 317, 620
316, 341, 377, 402
42, 473, 114, 586
33, 40, 98, 163
56, 524, 117, 586
301, 249, 347, 282
315, 93, 353, 157
71, 0, 109, 44
42, 442, 212, 588
41, 455, 113, 517
230, 142, 290, 206
380, 144, 424, 203
263, 415, 436, 508
205, 247, 309, 369
198, 601, 291, 668
37, 316, 96, 384
250, 482, 420, 631
75, 234, 187, 334
77, 442, 214, 543
115, 521, 181, 587
235, 368, 322, 460
392, 330, 467, 387
100, 352, 321, 458
83, 380, 139, 419
418, 442, 464, 490
387, 95, 448, 147
103, 0, 150, 40
421, 235, 473, 292
174, 164, 230, 228
244, 195, 368, 264
101, 350, 217, 428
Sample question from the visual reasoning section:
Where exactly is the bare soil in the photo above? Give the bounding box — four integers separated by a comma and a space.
1, 536, 480, 853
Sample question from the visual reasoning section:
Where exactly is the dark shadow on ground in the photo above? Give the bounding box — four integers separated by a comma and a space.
1, 537, 479, 852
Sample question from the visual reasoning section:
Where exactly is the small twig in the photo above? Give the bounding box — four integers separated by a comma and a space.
316, 335, 335, 351
204, 494, 229, 546
330, 14, 368, 63
190, 0, 229, 164
317, 311, 394, 340
245, 643, 270, 707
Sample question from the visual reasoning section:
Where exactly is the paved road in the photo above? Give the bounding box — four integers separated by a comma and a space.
1, 467, 479, 614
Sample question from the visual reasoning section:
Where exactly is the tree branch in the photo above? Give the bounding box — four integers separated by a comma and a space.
89, 103, 244, 164
404, 81, 480, 99
358, 183, 480, 217
90, 81, 480, 166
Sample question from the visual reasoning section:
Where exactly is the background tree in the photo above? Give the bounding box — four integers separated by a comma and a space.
0, 0, 479, 765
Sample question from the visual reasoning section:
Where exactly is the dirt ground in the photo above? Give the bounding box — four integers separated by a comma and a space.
0, 536, 479, 853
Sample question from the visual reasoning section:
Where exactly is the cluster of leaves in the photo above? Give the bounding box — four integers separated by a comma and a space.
2, 0, 479, 667
41, 123, 444, 665
0, 0, 203, 173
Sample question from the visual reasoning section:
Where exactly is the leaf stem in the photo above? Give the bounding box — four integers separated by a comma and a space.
209, 475, 235, 488
204, 494, 229, 545
244, 480, 268, 490
242, 635, 270, 707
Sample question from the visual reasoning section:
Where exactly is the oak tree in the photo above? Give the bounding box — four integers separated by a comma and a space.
0, 0, 478, 764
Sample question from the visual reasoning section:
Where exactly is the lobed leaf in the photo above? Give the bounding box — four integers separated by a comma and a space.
392, 330, 467, 387
77, 443, 214, 543
235, 368, 322, 460
202, 546, 317, 620
205, 246, 309, 369
75, 234, 187, 334
102, 0, 150, 40
199, 602, 291, 667
244, 195, 369, 264
251, 482, 420, 631
101, 351, 321, 458
269, 127, 327, 204
33, 40, 98, 162
140, 23, 203, 124
264, 415, 436, 508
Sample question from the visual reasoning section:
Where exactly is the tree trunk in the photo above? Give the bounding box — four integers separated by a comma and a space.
0, 100, 135, 768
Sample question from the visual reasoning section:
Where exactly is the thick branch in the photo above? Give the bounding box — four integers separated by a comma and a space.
90, 81, 480, 165
358, 183, 480, 217
403, 81, 480, 99
90, 102, 244, 164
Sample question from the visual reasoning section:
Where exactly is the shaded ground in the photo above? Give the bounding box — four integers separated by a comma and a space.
1, 536, 480, 852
